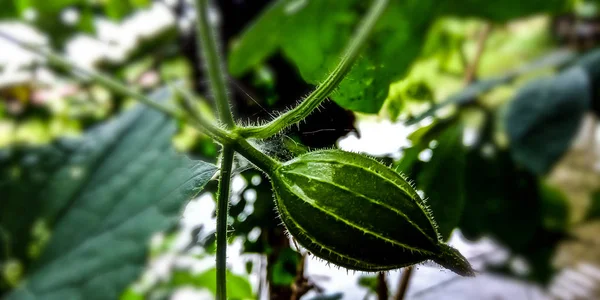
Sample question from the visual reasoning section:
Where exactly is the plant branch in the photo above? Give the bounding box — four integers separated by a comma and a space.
463, 23, 491, 85
405, 48, 576, 125
0, 31, 183, 120
215, 146, 234, 300
236, 0, 389, 139
394, 266, 414, 300
195, 0, 235, 128
377, 272, 389, 300
0, 32, 281, 177
173, 86, 281, 172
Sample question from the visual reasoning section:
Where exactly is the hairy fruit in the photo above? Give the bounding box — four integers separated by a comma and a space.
271, 150, 474, 276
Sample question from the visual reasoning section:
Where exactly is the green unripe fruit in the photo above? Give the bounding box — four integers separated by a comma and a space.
270, 150, 475, 276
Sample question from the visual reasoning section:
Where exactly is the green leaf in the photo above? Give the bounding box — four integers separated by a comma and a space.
576, 48, 600, 116
104, 0, 149, 20
586, 189, 600, 221
505, 67, 591, 175
171, 268, 254, 300
28, 0, 83, 13
228, 0, 433, 113
459, 150, 541, 250
271, 248, 299, 286
229, 0, 566, 114
439, 0, 566, 22
105, 0, 133, 20
329, 1, 431, 113
417, 121, 466, 240
538, 181, 569, 231
357, 275, 378, 294
227, 0, 290, 77
1, 88, 217, 299
0, 0, 19, 18
406, 49, 577, 125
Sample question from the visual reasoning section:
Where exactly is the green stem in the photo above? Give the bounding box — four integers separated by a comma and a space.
0, 31, 183, 120
195, 0, 235, 128
188, 117, 280, 173
236, 0, 389, 139
215, 146, 234, 300
231, 138, 280, 173
172, 86, 281, 172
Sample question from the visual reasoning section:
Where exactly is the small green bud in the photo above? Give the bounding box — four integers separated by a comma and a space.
270, 150, 474, 276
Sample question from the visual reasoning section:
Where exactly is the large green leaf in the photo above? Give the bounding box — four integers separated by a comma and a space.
417, 121, 466, 240
228, 0, 432, 114
505, 67, 591, 174
1, 88, 217, 299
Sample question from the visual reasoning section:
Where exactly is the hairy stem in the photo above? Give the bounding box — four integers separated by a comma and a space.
215, 146, 234, 300
236, 0, 389, 139
173, 87, 281, 172
195, 0, 235, 128
0, 31, 183, 120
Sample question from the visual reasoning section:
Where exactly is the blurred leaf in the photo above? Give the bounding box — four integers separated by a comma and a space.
26, 0, 82, 13
1, 88, 217, 299
230, 0, 568, 114
407, 49, 577, 125
227, 0, 290, 77
271, 248, 300, 286
105, 0, 134, 20
586, 189, 600, 221
538, 181, 569, 231
487, 229, 563, 284
78, 6, 95, 33
0, 0, 19, 18
229, 0, 433, 113
439, 0, 566, 22
395, 146, 421, 175
119, 288, 144, 300
357, 275, 378, 294
576, 48, 600, 116
417, 121, 466, 240
171, 268, 254, 300
459, 150, 541, 250
383, 79, 434, 121
406, 76, 507, 125
505, 67, 591, 175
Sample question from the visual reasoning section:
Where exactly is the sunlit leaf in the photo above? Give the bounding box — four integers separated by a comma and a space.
171, 268, 254, 300
229, 0, 432, 113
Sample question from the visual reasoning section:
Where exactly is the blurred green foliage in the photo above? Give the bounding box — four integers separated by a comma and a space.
0, 89, 216, 298
2, 0, 600, 298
